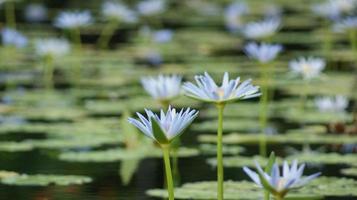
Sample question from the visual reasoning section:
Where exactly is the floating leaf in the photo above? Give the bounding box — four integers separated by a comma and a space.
1, 174, 92, 186
341, 168, 357, 177
0, 142, 34, 152
59, 146, 199, 162
147, 177, 350, 199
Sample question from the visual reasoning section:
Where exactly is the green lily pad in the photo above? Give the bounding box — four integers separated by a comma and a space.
59, 146, 199, 162
84, 96, 200, 115
0, 171, 19, 179
282, 108, 352, 124
279, 73, 355, 97
199, 130, 357, 145
199, 144, 244, 155
0, 142, 34, 152
207, 153, 357, 168
341, 168, 357, 177
1, 174, 92, 186
288, 153, 357, 166
148, 177, 352, 199
207, 155, 283, 168
192, 119, 259, 133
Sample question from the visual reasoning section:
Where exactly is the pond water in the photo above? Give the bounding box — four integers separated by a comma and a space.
1, 0, 357, 199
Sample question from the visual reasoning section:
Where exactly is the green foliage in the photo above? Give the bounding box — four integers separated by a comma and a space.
1, 174, 92, 186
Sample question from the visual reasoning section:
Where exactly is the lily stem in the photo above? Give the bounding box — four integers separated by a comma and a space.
349, 29, 357, 57
5, 1, 16, 28
259, 63, 269, 157
275, 195, 284, 200
71, 28, 82, 87
97, 20, 118, 49
43, 55, 54, 90
216, 103, 225, 200
162, 145, 175, 200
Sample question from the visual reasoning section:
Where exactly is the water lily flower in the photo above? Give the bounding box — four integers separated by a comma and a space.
54, 11, 93, 29
1, 27, 27, 48
128, 106, 198, 144
242, 18, 281, 40
333, 16, 357, 33
24, 3, 47, 22
183, 72, 260, 104
153, 29, 173, 43
243, 160, 321, 200
224, 2, 249, 33
141, 74, 182, 102
184, 72, 260, 200
312, 0, 356, 19
102, 1, 137, 23
314, 95, 348, 113
137, 0, 165, 16
244, 42, 282, 63
128, 106, 198, 200
35, 38, 71, 58
145, 51, 163, 67
289, 57, 325, 80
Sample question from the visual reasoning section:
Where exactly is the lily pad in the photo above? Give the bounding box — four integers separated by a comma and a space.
207, 155, 283, 168
0, 142, 34, 152
148, 177, 353, 199
341, 168, 357, 177
198, 131, 357, 145
192, 119, 259, 133
1, 174, 92, 186
199, 144, 244, 155
59, 146, 199, 162
287, 153, 357, 166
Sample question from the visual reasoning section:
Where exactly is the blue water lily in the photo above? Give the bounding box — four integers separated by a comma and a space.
183, 72, 261, 104
244, 160, 321, 199
244, 42, 282, 63
128, 106, 198, 144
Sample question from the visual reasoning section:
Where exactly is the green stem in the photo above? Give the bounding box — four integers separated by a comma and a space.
159, 100, 180, 186
274, 194, 284, 200
322, 20, 332, 57
70, 28, 82, 87
259, 63, 269, 157
162, 145, 175, 200
97, 20, 119, 49
301, 80, 310, 152
43, 56, 54, 90
216, 103, 225, 200
5, 1, 16, 28
349, 29, 357, 57
264, 191, 270, 200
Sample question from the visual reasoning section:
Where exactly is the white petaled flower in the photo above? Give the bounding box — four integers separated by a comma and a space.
244, 42, 282, 63
224, 2, 249, 33
102, 1, 137, 23
35, 38, 71, 58
1, 28, 28, 49
54, 11, 93, 29
183, 72, 261, 104
289, 57, 325, 80
242, 18, 281, 40
315, 96, 348, 113
141, 74, 182, 101
312, 0, 356, 19
25, 3, 47, 22
137, 0, 165, 16
243, 160, 321, 197
128, 106, 198, 144
333, 16, 357, 33
153, 29, 173, 43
